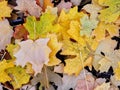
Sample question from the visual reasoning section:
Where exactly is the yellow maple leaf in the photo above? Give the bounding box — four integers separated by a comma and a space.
67, 21, 86, 46
24, 63, 34, 74
60, 31, 93, 75
64, 55, 93, 75
0, 1, 12, 20
6, 66, 30, 89
98, 0, 120, 23
93, 21, 118, 41
58, 7, 84, 29
114, 62, 120, 80
59, 17, 98, 75
6, 44, 18, 59
47, 34, 62, 66
0, 60, 14, 83
67, 20, 98, 51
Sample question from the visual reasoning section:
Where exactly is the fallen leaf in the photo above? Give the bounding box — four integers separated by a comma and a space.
13, 25, 29, 40
57, 0, 72, 12
94, 82, 110, 90
47, 34, 62, 66
0, 19, 13, 50
114, 62, 120, 80
43, 0, 53, 11
98, 0, 120, 23
14, 38, 51, 75
14, 0, 42, 17
24, 11, 59, 39
98, 58, 112, 72
80, 14, 98, 37
6, 66, 30, 89
93, 22, 118, 41
0, 60, 14, 83
0, 1, 12, 20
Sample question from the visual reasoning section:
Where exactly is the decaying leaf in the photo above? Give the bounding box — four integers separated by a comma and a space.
14, 0, 42, 17
57, 0, 72, 12
98, 58, 112, 72
14, 38, 51, 75
13, 25, 29, 40
93, 38, 120, 71
82, 4, 101, 19
0, 19, 13, 50
114, 62, 120, 81
31, 67, 62, 89
94, 82, 110, 90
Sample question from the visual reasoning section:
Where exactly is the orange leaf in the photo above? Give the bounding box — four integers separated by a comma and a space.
43, 0, 53, 11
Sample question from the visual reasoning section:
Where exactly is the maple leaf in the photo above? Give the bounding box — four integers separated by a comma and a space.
67, 20, 98, 50
98, 58, 112, 72
6, 66, 30, 89
93, 22, 118, 41
43, 0, 53, 11
60, 19, 98, 75
71, 0, 82, 6
98, 0, 120, 23
80, 14, 98, 37
67, 21, 86, 46
24, 63, 34, 75
14, 0, 42, 17
57, 0, 72, 12
82, 4, 101, 19
93, 38, 120, 71
14, 38, 51, 75
13, 25, 29, 40
0, 60, 14, 83
6, 44, 18, 59
75, 74, 95, 90
31, 67, 62, 89
94, 82, 110, 90
61, 32, 93, 75
0, 1, 12, 20
0, 19, 13, 50
58, 7, 84, 28
24, 11, 60, 40
58, 69, 93, 90
114, 62, 120, 80
47, 34, 62, 66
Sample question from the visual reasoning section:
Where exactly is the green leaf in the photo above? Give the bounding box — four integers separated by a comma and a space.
80, 14, 98, 37
24, 11, 58, 40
